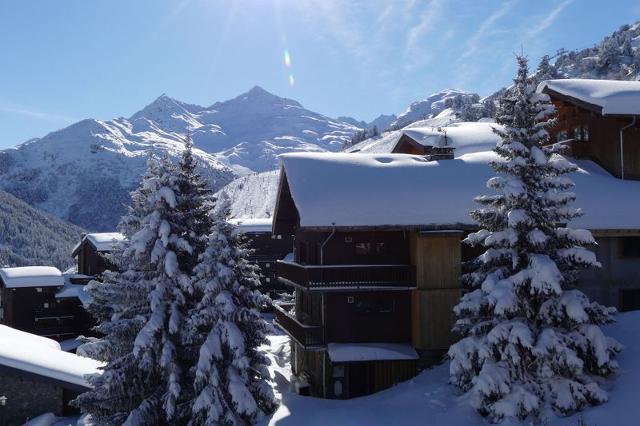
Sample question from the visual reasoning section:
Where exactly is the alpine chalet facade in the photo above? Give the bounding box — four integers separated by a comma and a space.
272, 82, 640, 398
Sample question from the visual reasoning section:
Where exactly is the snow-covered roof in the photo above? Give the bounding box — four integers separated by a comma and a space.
538, 79, 640, 116
0, 266, 64, 288
55, 283, 92, 306
347, 122, 501, 155
327, 342, 419, 362
0, 325, 103, 388
85, 232, 126, 251
228, 218, 273, 233
276, 152, 640, 230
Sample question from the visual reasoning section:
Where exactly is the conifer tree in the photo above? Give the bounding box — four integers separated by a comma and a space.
448, 56, 621, 423
185, 199, 277, 425
76, 155, 195, 424
175, 133, 214, 272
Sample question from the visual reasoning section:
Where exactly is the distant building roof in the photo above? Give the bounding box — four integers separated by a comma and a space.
0, 266, 64, 289
274, 151, 640, 231
228, 218, 273, 233
0, 325, 103, 389
55, 283, 92, 307
327, 342, 419, 362
538, 79, 640, 116
72, 232, 126, 257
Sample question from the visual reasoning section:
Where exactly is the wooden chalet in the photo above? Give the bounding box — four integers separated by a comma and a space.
228, 218, 294, 297
0, 267, 80, 341
71, 232, 125, 277
538, 79, 640, 180
272, 148, 640, 399
392, 129, 455, 160
272, 153, 469, 399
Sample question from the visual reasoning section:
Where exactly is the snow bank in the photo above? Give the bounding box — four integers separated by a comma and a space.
539, 79, 640, 115
261, 311, 640, 426
85, 232, 126, 252
0, 266, 63, 288
279, 151, 640, 230
0, 325, 103, 388
327, 343, 418, 362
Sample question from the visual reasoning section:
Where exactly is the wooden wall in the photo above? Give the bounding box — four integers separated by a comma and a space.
410, 231, 462, 353
550, 101, 640, 179
324, 291, 412, 343
295, 230, 411, 265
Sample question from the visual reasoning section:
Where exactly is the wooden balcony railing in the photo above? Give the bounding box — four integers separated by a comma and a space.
277, 261, 416, 289
273, 303, 323, 347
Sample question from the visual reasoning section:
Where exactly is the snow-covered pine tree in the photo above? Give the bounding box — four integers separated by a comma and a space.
448, 56, 621, 423
75, 155, 196, 424
185, 198, 277, 425
175, 133, 214, 273
534, 54, 560, 84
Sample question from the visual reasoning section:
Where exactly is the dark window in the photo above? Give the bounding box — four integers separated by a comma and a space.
556, 130, 569, 142
355, 243, 371, 256
375, 242, 388, 254
355, 299, 395, 315
620, 237, 640, 258
619, 289, 640, 312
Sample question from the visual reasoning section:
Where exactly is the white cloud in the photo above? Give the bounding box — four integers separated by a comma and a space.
0, 102, 76, 124
526, 0, 574, 39
459, 0, 518, 61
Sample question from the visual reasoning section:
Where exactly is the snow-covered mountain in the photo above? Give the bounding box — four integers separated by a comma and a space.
214, 170, 280, 220
553, 22, 640, 81
388, 89, 480, 130
0, 87, 361, 230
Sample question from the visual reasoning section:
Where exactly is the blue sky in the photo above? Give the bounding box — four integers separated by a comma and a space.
1, 0, 639, 148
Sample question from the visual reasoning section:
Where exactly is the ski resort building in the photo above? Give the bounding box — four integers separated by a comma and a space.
228, 218, 294, 297
272, 150, 640, 399
71, 232, 125, 277
538, 79, 640, 180
0, 325, 102, 424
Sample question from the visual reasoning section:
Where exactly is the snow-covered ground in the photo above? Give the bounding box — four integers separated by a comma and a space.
261, 311, 640, 426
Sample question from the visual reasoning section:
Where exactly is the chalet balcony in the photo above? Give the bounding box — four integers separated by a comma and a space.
273, 303, 324, 348
277, 260, 416, 290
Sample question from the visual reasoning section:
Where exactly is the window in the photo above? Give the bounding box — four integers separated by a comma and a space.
582, 125, 590, 141
573, 126, 583, 140
355, 242, 371, 255
556, 130, 569, 142
620, 237, 640, 258
355, 299, 395, 315
375, 242, 387, 254
344, 236, 353, 243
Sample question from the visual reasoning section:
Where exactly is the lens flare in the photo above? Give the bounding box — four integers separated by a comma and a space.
288, 74, 295, 87
284, 49, 292, 67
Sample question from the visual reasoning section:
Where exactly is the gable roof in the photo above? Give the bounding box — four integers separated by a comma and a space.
72, 232, 126, 256
0, 325, 103, 390
538, 79, 640, 116
347, 121, 501, 156
273, 151, 640, 232
0, 266, 64, 288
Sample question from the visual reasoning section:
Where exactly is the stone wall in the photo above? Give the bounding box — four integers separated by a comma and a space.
0, 369, 63, 426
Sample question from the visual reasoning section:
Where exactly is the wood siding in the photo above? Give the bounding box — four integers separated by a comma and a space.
294, 230, 410, 265
410, 232, 462, 352
548, 99, 640, 179
324, 291, 412, 343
